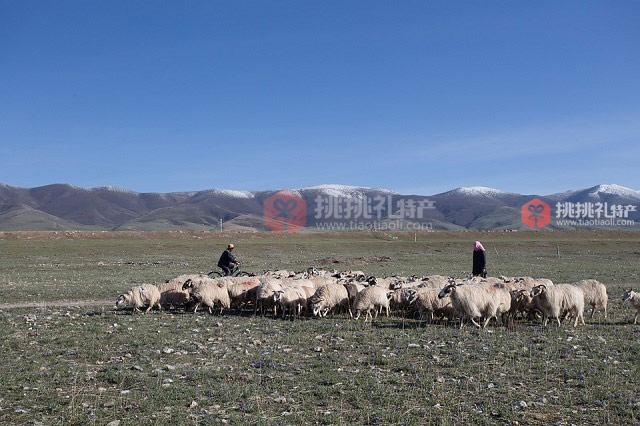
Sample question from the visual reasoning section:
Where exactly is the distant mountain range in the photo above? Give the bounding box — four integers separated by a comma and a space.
0, 182, 638, 231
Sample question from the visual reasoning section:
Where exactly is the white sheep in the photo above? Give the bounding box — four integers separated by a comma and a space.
622, 289, 640, 324
352, 286, 392, 321
343, 281, 366, 309
408, 287, 454, 322
265, 270, 296, 279
157, 278, 195, 309
220, 276, 261, 310
306, 276, 339, 288
273, 286, 309, 319
333, 270, 367, 280
310, 284, 350, 317
367, 276, 404, 290
419, 275, 452, 287
509, 289, 536, 320
182, 278, 231, 315
573, 279, 608, 319
388, 287, 415, 315
306, 267, 337, 277
437, 282, 511, 329
530, 284, 585, 327
116, 284, 161, 313
255, 278, 284, 316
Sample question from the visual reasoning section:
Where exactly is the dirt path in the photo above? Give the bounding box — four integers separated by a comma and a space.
0, 299, 113, 309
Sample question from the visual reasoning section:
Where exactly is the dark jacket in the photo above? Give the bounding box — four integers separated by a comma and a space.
217, 249, 237, 269
472, 250, 486, 277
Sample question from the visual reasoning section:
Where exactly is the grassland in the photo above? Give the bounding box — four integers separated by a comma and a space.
0, 230, 638, 425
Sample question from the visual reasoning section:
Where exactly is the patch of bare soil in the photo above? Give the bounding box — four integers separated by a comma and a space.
316, 255, 392, 264
0, 299, 112, 309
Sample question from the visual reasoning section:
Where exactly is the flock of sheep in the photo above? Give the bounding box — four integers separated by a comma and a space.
115, 268, 640, 328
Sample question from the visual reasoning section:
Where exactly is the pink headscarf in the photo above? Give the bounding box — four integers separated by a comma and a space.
474, 241, 485, 252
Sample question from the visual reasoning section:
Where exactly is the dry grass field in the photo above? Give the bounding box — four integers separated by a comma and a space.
0, 230, 638, 424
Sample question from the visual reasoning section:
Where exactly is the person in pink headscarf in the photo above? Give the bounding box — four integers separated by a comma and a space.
472, 241, 487, 277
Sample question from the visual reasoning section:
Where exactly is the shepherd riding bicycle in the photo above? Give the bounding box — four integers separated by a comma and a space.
208, 244, 252, 277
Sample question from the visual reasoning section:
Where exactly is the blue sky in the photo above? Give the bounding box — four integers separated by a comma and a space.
1, 1, 639, 195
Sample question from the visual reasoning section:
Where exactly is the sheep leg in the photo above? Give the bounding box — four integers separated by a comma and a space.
208, 306, 213, 315
471, 317, 482, 328
348, 307, 354, 319
385, 306, 389, 317
145, 304, 152, 313
556, 317, 561, 327
482, 316, 492, 329
633, 312, 638, 324
354, 311, 361, 320
459, 316, 465, 329
589, 306, 595, 319
193, 303, 200, 314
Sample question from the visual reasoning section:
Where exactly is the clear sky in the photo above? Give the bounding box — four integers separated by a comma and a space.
1, 1, 639, 195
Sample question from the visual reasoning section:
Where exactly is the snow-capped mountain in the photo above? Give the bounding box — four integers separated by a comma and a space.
555, 184, 640, 203
205, 189, 255, 199
587, 184, 640, 200
299, 184, 394, 198
0, 182, 638, 230
443, 186, 510, 197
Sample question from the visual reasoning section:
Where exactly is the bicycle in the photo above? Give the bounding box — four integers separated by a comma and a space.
207, 264, 253, 278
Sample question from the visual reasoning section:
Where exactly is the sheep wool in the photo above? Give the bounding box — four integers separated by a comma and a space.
573, 279, 608, 319
116, 284, 161, 313
352, 286, 392, 321
310, 284, 349, 317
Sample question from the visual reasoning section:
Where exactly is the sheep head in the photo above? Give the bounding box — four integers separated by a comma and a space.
622, 289, 636, 302
366, 276, 377, 286
390, 280, 403, 290
513, 289, 531, 304
115, 294, 128, 306
337, 278, 349, 286
182, 279, 194, 291
273, 290, 284, 303
438, 283, 457, 299
406, 289, 418, 305
530, 284, 547, 298
311, 303, 322, 317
